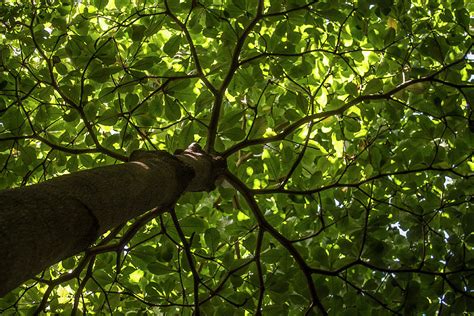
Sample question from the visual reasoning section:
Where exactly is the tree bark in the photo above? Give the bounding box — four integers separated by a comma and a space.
0, 144, 222, 297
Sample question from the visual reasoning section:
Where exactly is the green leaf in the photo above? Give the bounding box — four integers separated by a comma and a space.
2, 107, 23, 130
164, 96, 181, 121
135, 112, 155, 127
130, 56, 161, 70
384, 28, 396, 46
180, 216, 207, 235
62, 257, 76, 270
114, 0, 128, 9
93, 0, 108, 10
419, 37, 445, 62
88, 66, 111, 83
79, 155, 95, 168
363, 78, 383, 94
455, 8, 470, 28
148, 95, 163, 116
147, 262, 174, 275
204, 228, 220, 253
344, 82, 359, 96
268, 275, 289, 293
345, 119, 361, 132
223, 127, 246, 141
284, 109, 300, 121
318, 9, 346, 23
249, 117, 267, 138
163, 35, 181, 57
195, 90, 213, 113
98, 109, 119, 126
95, 40, 116, 65
158, 242, 175, 262
125, 94, 139, 110
145, 282, 161, 299
20, 147, 36, 165
131, 25, 147, 42
0, 80, 7, 90
296, 93, 308, 113
83, 103, 98, 121
462, 213, 474, 234
289, 61, 312, 78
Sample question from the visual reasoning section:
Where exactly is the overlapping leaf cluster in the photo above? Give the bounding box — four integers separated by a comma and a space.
0, 0, 473, 314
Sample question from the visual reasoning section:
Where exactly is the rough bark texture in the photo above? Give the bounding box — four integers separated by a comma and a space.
0, 144, 222, 297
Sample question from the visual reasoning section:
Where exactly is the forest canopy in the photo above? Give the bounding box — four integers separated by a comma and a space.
0, 0, 473, 314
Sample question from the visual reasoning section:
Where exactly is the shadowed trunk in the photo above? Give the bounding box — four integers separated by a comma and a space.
0, 144, 222, 296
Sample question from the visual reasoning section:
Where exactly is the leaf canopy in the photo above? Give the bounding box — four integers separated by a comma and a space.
0, 0, 473, 314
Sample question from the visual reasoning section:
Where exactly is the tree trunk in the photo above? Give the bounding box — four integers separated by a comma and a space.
0, 144, 222, 296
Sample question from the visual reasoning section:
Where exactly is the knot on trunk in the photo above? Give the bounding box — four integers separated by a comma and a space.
130, 143, 226, 193
175, 143, 227, 192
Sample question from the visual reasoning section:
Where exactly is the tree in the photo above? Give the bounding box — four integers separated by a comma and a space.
0, 0, 472, 314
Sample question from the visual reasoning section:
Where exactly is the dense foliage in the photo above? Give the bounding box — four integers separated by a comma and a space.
0, 0, 473, 314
